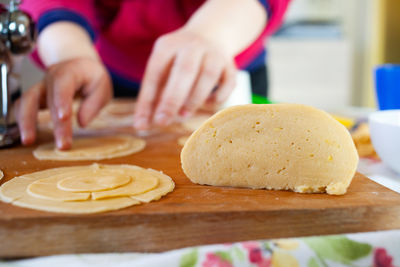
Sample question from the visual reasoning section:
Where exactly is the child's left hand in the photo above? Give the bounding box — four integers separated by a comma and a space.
134, 28, 237, 129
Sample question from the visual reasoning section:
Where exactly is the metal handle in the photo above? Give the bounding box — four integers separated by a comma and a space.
0, 0, 34, 146
0, 62, 8, 124
0, 39, 10, 126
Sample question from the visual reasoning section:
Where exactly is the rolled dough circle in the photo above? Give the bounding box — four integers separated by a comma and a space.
33, 135, 146, 161
38, 100, 136, 131
28, 177, 91, 201
58, 175, 131, 192
0, 164, 175, 214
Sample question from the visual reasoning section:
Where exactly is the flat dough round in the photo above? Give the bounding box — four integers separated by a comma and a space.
91, 169, 159, 200
130, 169, 175, 203
58, 174, 131, 192
38, 100, 135, 131
182, 115, 211, 132
33, 135, 145, 161
102, 100, 135, 116
87, 113, 134, 129
181, 104, 359, 195
28, 177, 91, 201
0, 164, 174, 214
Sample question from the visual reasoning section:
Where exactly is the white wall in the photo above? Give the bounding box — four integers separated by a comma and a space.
268, 38, 352, 110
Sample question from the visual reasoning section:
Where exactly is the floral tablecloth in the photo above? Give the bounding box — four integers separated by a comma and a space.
2, 230, 399, 267
2, 158, 400, 267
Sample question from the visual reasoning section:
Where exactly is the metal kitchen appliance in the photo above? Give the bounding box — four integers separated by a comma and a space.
0, 0, 35, 147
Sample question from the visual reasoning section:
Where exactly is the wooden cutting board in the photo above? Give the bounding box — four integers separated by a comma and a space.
1, 125, 400, 258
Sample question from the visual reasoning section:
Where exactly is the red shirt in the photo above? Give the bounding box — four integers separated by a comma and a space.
22, 0, 290, 95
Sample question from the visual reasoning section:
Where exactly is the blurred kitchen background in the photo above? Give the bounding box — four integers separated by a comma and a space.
18, 0, 400, 111
267, 0, 400, 111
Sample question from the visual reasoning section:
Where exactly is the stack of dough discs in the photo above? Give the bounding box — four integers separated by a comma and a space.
181, 104, 359, 195
0, 164, 175, 214
33, 135, 145, 161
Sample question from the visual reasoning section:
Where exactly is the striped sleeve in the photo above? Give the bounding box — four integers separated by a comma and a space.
20, 0, 100, 41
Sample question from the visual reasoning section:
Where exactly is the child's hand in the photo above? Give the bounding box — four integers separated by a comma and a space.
134, 28, 237, 129
16, 57, 112, 150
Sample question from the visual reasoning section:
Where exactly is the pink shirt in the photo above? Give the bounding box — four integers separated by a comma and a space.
22, 0, 290, 92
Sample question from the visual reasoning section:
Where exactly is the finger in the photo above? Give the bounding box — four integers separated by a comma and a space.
153, 47, 204, 126
213, 63, 237, 104
134, 38, 176, 130
16, 80, 45, 145
77, 69, 112, 127
46, 69, 76, 150
180, 53, 224, 117
47, 66, 77, 121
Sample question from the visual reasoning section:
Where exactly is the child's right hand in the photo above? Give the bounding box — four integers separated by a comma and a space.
15, 57, 112, 150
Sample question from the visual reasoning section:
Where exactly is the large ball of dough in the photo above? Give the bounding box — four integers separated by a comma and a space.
181, 104, 359, 195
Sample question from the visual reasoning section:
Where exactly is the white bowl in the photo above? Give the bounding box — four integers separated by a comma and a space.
369, 110, 400, 174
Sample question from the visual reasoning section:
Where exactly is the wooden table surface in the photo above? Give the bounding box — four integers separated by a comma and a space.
1, 123, 400, 257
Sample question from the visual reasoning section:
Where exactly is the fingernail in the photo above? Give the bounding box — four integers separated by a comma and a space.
58, 108, 67, 120
57, 136, 72, 150
154, 112, 170, 126
21, 132, 32, 145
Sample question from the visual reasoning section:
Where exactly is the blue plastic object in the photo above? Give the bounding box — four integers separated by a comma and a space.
375, 64, 400, 110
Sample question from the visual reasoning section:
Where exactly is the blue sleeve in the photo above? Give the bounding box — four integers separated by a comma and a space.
258, 0, 272, 17
37, 9, 96, 41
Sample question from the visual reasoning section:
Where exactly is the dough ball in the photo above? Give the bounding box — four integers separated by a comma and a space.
0, 164, 175, 214
34, 135, 145, 161
181, 104, 359, 195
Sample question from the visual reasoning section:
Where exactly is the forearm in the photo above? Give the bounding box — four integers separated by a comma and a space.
184, 0, 267, 57
37, 22, 99, 67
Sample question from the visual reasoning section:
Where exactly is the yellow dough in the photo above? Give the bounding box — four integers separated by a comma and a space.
91, 169, 158, 200
102, 99, 135, 116
0, 164, 175, 214
131, 169, 175, 203
177, 136, 190, 146
181, 104, 359, 195
38, 100, 135, 131
33, 135, 145, 161
58, 176, 131, 192
58, 172, 131, 192
28, 177, 91, 201
182, 115, 211, 132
